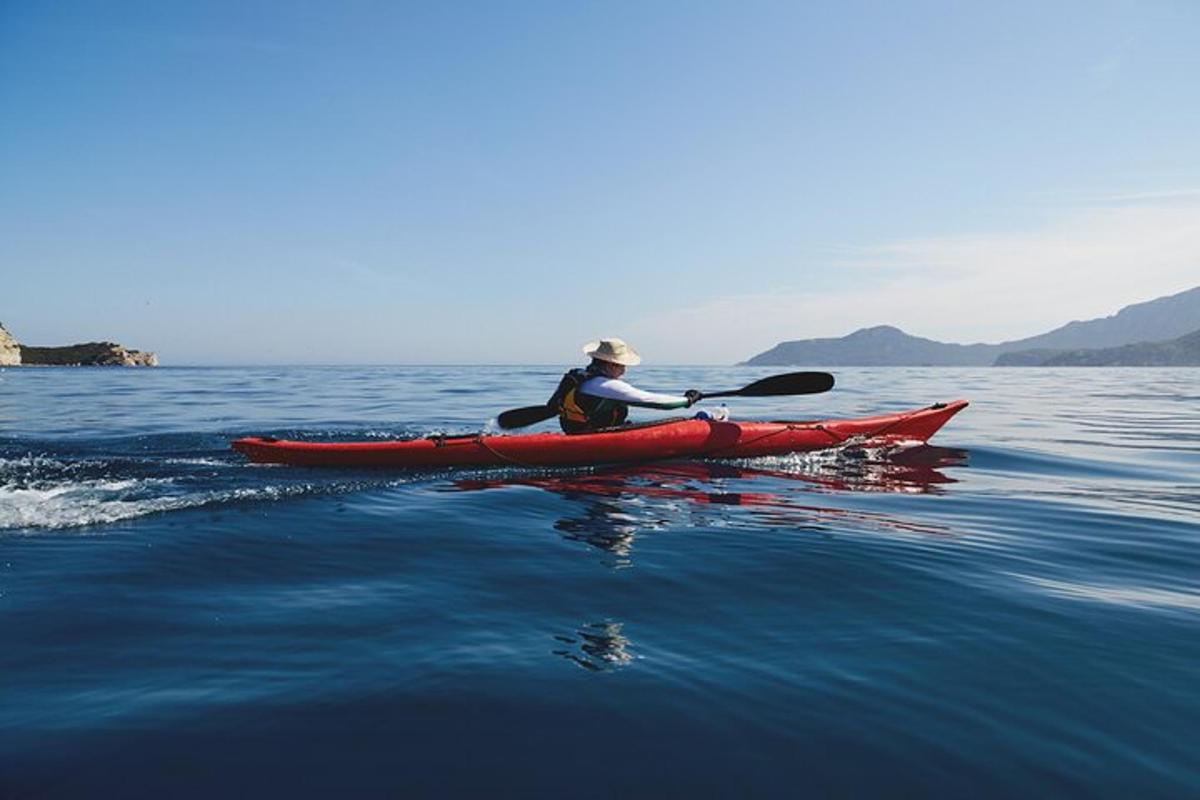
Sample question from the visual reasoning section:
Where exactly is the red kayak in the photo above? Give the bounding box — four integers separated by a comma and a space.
231, 400, 967, 468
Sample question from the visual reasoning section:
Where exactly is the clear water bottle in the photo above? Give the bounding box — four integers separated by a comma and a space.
696, 404, 730, 422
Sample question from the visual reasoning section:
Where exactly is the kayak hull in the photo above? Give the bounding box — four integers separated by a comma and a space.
231, 400, 967, 469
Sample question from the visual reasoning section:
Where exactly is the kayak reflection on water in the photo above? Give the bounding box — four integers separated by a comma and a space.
445, 444, 969, 565
553, 497, 643, 563
553, 621, 635, 672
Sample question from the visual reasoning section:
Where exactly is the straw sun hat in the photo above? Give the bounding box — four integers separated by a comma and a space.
582, 337, 642, 366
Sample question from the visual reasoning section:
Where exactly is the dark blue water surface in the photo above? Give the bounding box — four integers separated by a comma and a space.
2, 366, 1198, 797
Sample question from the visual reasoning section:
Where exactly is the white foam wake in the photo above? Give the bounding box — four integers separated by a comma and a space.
0, 451, 320, 531
1, 481, 180, 530
0, 479, 315, 531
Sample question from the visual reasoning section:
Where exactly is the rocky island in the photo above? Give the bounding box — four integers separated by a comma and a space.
0, 322, 157, 366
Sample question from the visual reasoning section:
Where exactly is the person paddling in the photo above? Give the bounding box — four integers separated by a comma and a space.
549, 338, 701, 433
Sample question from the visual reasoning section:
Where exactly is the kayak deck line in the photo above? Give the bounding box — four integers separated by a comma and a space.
706, 401, 965, 457
231, 400, 969, 469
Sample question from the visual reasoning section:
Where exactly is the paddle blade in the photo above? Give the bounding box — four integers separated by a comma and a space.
734, 371, 835, 397
497, 404, 558, 430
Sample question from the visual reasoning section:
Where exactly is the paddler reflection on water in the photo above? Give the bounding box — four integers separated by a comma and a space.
549, 338, 724, 433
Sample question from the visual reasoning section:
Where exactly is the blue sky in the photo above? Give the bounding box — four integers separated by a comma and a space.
2, 0, 1198, 364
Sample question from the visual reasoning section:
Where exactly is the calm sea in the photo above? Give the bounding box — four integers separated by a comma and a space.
1, 366, 1197, 798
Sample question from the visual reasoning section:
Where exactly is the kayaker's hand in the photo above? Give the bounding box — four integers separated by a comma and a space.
684, 390, 702, 407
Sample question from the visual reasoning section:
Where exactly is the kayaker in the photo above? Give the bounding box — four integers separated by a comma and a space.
549, 338, 701, 433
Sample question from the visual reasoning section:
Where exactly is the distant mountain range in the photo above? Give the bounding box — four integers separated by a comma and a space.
743, 286, 1200, 367
1016, 328, 1200, 366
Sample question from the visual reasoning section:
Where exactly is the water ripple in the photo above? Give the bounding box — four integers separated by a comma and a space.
1011, 573, 1200, 613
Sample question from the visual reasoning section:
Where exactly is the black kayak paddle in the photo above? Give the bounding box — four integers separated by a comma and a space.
495, 371, 835, 430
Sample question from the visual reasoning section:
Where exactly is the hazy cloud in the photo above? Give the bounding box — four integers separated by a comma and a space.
626, 197, 1200, 363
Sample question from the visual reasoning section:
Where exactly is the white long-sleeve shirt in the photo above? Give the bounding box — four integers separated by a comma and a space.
578, 376, 690, 410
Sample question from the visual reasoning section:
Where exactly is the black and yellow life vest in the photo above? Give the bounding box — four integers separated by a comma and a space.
548, 366, 629, 434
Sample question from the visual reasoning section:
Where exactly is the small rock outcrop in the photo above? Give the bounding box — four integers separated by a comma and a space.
0, 323, 20, 365
19, 342, 159, 366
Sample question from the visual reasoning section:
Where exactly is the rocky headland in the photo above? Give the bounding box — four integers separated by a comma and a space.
0, 323, 19, 366
0, 323, 157, 366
